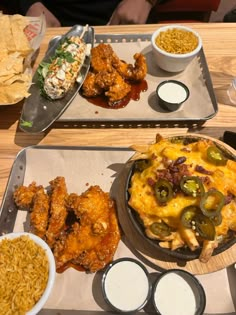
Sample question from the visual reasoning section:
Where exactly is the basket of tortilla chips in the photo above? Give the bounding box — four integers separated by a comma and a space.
0, 13, 45, 105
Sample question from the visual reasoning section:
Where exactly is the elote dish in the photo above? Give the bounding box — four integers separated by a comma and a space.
38, 36, 87, 99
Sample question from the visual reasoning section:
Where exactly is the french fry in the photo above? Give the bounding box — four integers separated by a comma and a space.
159, 241, 171, 249
199, 240, 218, 263
180, 227, 199, 251
171, 232, 185, 251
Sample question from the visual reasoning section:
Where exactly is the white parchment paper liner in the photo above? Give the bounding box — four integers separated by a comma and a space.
59, 41, 216, 122
13, 147, 235, 313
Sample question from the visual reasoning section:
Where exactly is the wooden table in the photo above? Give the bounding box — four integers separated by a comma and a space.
1, 22, 236, 202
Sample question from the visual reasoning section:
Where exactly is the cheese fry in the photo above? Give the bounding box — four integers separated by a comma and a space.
180, 227, 199, 252
199, 240, 218, 263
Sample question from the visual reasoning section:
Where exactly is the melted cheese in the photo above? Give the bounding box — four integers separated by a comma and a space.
128, 137, 236, 246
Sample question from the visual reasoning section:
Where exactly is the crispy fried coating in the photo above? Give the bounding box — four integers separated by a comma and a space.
72, 204, 121, 272
54, 185, 120, 272
81, 72, 103, 98
30, 187, 50, 238
14, 179, 120, 273
112, 52, 147, 82
45, 176, 68, 248
90, 43, 114, 73
82, 43, 147, 105
13, 182, 42, 209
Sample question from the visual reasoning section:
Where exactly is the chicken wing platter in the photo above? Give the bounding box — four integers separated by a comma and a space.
1, 144, 236, 313
19, 24, 94, 133
19, 30, 217, 133
57, 33, 217, 126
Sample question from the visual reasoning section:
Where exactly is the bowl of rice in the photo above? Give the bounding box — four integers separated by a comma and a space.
0, 232, 56, 315
151, 24, 202, 72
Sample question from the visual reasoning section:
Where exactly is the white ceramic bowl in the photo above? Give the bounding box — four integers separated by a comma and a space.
0, 232, 56, 315
151, 24, 202, 72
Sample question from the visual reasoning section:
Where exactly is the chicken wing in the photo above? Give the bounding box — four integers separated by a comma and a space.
112, 52, 147, 82
54, 185, 120, 272
82, 43, 147, 105
96, 70, 131, 104
73, 202, 120, 272
81, 72, 103, 98
90, 43, 114, 73
45, 176, 68, 248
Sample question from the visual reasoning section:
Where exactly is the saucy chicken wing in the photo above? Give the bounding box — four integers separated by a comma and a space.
82, 43, 147, 105
54, 185, 120, 272
113, 52, 147, 82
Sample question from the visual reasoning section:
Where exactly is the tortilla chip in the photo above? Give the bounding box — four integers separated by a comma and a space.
10, 14, 32, 57
0, 82, 31, 104
0, 52, 23, 77
0, 14, 33, 104
3, 71, 31, 86
0, 15, 16, 52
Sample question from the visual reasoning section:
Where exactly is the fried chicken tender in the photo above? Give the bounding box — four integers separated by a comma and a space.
30, 187, 50, 238
81, 72, 103, 98
45, 176, 68, 248
96, 70, 131, 104
82, 43, 147, 105
13, 182, 42, 209
83, 70, 131, 103
90, 43, 114, 73
54, 185, 120, 272
112, 52, 147, 82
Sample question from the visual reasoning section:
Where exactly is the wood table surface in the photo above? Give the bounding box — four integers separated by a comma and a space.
1, 22, 236, 202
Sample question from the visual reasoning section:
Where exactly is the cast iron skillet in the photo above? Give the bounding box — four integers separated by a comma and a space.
125, 134, 236, 261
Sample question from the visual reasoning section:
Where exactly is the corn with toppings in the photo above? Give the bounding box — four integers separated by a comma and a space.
42, 36, 87, 99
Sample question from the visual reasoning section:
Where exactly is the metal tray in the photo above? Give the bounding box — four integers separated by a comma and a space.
19, 25, 94, 134
57, 33, 218, 127
0, 145, 236, 314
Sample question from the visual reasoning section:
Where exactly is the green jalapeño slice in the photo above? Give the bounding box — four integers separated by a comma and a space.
150, 221, 171, 238
200, 189, 225, 217
180, 176, 205, 197
154, 178, 173, 204
207, 146, 227, 166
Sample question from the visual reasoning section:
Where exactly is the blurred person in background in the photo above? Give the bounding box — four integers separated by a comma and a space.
223, 6, 236, 22
7, 0, 168, 27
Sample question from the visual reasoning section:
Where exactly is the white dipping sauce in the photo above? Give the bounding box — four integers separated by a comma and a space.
154, 272, 197, 315
104, 260, 149, 311
158, 82, 187, 104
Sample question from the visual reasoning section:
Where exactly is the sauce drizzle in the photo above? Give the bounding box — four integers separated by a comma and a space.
83, 80, 148, 109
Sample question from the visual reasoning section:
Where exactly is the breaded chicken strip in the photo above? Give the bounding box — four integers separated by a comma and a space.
13, 182, 42, 209
30, 187, 50, 239
45, 176, 68, 248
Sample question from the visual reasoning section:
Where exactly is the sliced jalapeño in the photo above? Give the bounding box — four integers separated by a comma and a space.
194, 213, 216, 240
180, 176, 204, 197
180, 205, 201, 228
150, 221, 171, 237
200, 189, 225, 217
154, 178, 173, 204
207, 146, 227, 166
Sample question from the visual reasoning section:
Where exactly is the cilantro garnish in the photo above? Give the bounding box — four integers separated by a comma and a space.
20, 120, 33, 127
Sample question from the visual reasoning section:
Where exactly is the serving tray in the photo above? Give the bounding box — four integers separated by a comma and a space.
0, 145, 235, 314
58, 33, 218, 127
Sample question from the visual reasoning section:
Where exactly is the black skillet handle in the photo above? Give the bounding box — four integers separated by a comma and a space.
223, 131, 236, 150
